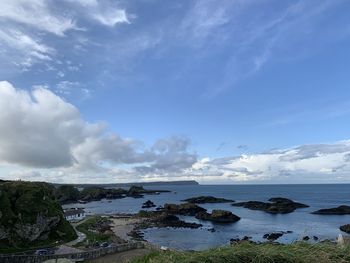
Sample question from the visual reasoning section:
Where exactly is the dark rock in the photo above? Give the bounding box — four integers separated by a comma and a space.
195, 210, 240, 223
128, 230, 145, 241
232, 197, 309, 214
153, 213, 202, 229
263, 232, 284, 241
163, 203, 207, 216
182, 196, 234, 204
79, 187, 126, 202
136, 211, 202, 230
340, 224, 350, 233
313, 236, 319, 241
302, 236, 310, 241
127, 185, 170, 198
208, 228, 216, 232
127, 186, 145, 198
55, 185, 80, 204
230, 238, 240, 244
230, 236, 253, 244
142, 200, 156, 209
312, 206, 350, 215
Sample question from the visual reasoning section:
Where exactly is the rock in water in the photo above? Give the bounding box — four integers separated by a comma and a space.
263, 232, 284, 241
182, 196, 234, 204
232, 197, 309, 214
142, 200, 156, 208
312, 205, 350, 215
340, 224, 350, 233
0, 181, 77, 248
196, 210, 240, 223
163, 203, 207, 216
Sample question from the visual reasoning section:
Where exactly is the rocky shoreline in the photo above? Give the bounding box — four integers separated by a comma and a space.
65, 193, 350, 248
104, 195, 350, 247
55, 185, 171, 204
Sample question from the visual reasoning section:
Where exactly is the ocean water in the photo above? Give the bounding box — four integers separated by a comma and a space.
63, 184, 350, 250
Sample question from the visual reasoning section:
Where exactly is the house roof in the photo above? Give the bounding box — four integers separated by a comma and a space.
64, 208, 85, 217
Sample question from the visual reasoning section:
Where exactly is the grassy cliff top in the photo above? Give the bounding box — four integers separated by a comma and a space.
132, 242, 350, 263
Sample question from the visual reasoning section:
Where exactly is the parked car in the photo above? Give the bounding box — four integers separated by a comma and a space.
34, 248, 55, 256
100, 242, 110, 248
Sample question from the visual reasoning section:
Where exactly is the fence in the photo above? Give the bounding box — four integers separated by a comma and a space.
0, 242, 145, 263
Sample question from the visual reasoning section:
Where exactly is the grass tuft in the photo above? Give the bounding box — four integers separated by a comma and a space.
131, 241, 350, 263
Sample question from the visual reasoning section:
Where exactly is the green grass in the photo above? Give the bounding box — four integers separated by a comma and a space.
0, 181, 77, 253
76, 216, 114, 245
131, 242, 350, 263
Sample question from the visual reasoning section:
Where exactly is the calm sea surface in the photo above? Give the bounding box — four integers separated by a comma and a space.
63, 184, 350, 250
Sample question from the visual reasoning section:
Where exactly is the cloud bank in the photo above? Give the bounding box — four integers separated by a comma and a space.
1, 81, 350, 184
188, 142, 350, 183
0, 81, 196, 181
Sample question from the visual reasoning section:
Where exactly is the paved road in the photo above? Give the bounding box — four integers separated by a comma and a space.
64, 219, 87, 247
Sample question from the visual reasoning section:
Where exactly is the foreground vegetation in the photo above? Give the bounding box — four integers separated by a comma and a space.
76, 216, 115, 246
132, 242, 350, 263
0, 181, 76, 252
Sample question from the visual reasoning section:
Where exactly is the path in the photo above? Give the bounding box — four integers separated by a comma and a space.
64, 219, 88, 247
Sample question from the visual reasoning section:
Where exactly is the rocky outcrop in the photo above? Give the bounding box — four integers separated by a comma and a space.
55, 185, 80, 204
135, 211, 202, 233
182, 196, 234, 204
340, 224, 350, 233
163, 203, 207, 216
79, 187, 126, 201
142, 200, 156, 209
232, 197, 309, 214
0, 181, 76, 248
196, 210, 240, 223
127, 186, 170, 198
152, 213, 202, 229
263, 232, 284, 241
312, 205, 350, 215
60, 185, 171, 203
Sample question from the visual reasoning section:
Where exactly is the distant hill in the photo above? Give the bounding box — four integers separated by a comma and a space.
56, 180, 199, 188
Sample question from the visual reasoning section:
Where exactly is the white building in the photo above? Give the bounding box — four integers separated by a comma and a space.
64, 208, 86, 221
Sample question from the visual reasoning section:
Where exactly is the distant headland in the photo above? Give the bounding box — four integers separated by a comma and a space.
55, 180, 199, 188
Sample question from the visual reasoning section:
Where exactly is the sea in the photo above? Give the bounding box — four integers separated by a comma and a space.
63, 184, 350, 251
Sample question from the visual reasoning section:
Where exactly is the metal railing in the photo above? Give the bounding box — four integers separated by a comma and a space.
0, 242, 145, 263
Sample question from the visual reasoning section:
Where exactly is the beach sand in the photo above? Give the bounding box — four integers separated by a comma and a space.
109, 216, 144, 241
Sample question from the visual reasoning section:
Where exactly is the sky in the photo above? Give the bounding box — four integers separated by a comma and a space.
1, 0, 350, 184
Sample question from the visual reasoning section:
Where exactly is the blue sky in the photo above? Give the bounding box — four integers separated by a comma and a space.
1, 0, 350, 184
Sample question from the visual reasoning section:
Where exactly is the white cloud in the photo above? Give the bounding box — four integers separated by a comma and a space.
180, 0, 232, 40
0, 0, 76, 36
0, 0, 131, 70
92, 9, 129, 26
64, 0, 130, 26
0, 29, 54, 68
0, 81, 196, 181
188, 141, 350, 183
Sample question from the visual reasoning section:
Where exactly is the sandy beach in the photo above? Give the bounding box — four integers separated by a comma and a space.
109, 216, 144, 241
